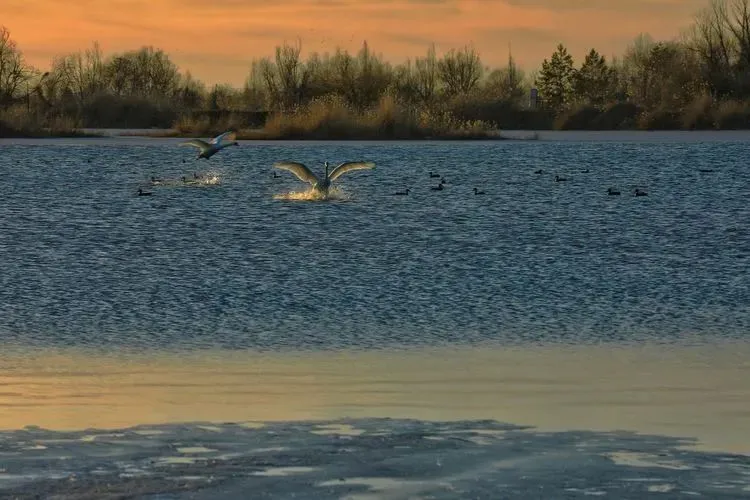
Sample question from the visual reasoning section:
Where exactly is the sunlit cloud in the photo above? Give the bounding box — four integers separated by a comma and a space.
4, 0, 710, 86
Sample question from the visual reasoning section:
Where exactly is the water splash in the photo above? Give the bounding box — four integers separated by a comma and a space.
149, 172, 222, 188
273, 186, 351, 202
185, 172, 221, 186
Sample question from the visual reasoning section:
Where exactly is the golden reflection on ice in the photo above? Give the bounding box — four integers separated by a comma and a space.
0, 343, 748, 455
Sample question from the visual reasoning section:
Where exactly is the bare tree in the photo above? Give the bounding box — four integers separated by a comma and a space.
0, 26, 34, 105
330, 48, 357, 105
688, 0, 735, 96
726, 0, 750, 70
52, 42, 106, 105
388, 59, 417, 104
347, 41, 391, 108
250, 41, 311, 110
178, 70, 206, 109
437, 46, 483, 96
685, 0, 750, 97
208, 83, 240, 110
299, 52, 329, 101
485, 47, 526, 103
104, 46, 179, 98
413, 44, 439, 103
274, 40, 310, 109
255, 57, 280, 109
619, 33, 656, 104
246, 58, 273, 109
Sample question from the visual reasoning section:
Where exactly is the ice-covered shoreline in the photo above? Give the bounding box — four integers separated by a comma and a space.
1, 417, 749, 498
2, 343, 749, 497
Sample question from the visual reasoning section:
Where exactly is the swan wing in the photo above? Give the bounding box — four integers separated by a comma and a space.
273, 161, 320, 185
328, 161, 376, 182
210, 131, 237, 145
180, 139, 211, 151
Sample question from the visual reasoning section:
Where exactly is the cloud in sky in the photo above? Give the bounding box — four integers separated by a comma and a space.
4, 0, 710, 86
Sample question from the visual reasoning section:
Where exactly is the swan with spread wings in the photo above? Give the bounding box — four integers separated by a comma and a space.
180, 131, 239, 159
273, 160, 376, 196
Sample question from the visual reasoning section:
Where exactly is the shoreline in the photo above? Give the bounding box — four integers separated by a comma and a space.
8, 126, 750, 141
6, 128, 750, 143
2, 415, 748, 498
0, 129, 517, 141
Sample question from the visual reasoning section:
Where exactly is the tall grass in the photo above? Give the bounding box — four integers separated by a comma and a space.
9, 86, 750, 138
714, 99, 750, 129
681, 94, 715, 130
545, 95, 750, 131
174, 95, 500, 140
0, 106, 91, 137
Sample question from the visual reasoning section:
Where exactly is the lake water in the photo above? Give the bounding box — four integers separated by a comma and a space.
0, 132, 749, 498
1, 133, 748, 350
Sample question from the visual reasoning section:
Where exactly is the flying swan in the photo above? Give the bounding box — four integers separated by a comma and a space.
180, 131, 239, 159
273, 160, 376, 196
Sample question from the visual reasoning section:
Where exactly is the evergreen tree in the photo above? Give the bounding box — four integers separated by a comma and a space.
535, 43, 576, 111
574, 49, 614, 106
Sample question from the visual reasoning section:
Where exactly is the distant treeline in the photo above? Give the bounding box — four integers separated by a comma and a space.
3, 0, 750, 137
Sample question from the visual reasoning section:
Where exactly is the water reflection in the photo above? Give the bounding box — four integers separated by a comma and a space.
1, 343, 748, 455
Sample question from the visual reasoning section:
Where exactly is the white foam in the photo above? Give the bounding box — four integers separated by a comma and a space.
648, 484, 677, 492
252, 467, 317, 476
23, 444, 47, 450
133, 429, 165, 436
197, 425, 224, 433
606, 452, 694, 470
311, 424, 364, 436
238, 421, 266, 429
80, 433, 126, 442
155, 456, 204, 465
176, 446, 215, 454
565, 488, 607, 496
118, 468, 151, 478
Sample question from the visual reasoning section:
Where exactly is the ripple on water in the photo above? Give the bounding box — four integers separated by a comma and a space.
0, 137, 748, 350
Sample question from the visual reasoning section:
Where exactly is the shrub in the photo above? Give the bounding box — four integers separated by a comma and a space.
714, 100, 750, 129
238, 94, 499, 140
554, 104, 601, 130
82, 94, 176, 128
592, 102, 641, 129
637, 108, 680, 130
681, 94, 715, 130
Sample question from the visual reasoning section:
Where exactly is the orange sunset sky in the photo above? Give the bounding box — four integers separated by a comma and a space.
5, 0, 708, 87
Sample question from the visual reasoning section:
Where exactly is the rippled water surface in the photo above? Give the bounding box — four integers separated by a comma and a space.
1, 135, 748, 350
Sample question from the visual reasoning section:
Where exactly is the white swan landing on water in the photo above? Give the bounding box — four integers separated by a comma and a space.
180, 131, 239, 159
273, 160, 376, 198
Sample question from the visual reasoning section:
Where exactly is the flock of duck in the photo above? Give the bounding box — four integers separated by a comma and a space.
533, 168, 648, 197
135, 130, 663, 199
390, 171, 485, 196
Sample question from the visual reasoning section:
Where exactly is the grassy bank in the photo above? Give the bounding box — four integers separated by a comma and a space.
168, 95, 750, 139
552, 97, 750, 131
0, 106, 99, 138
171, 96, 502, 140
7, 95, 750, 140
